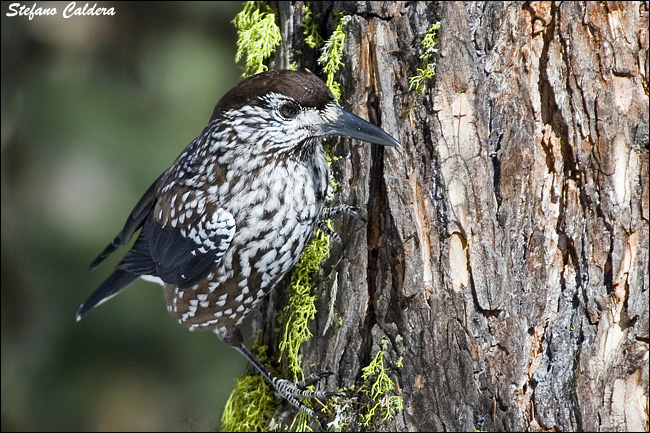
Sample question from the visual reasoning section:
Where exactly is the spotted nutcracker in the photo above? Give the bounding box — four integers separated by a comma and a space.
77, 69, 399, 416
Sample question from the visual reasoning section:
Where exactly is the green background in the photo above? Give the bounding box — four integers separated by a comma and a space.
1, 2, 250, 430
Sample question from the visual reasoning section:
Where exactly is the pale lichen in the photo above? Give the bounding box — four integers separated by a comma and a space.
326, 400, 352, 432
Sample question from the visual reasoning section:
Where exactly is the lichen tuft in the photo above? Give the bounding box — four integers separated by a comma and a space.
302, 3, 324, 49
358, 339, 404, 427
278, 229, 330, 381
233, 1, 282, 77
318, 11, 351, 100
220, 374, 276, 432
408, 22, 441, 95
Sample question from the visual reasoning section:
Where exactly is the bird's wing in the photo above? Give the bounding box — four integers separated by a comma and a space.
89, 173, 164, 270
118, 188, 236, 290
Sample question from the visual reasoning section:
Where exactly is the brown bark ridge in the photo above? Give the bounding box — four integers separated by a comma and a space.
256, 2, 649, 431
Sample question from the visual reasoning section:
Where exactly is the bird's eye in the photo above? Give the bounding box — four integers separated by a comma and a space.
280, 103, 298, 119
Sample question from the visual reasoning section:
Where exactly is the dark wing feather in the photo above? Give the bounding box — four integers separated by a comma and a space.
118, 208, 235, 289
89, 174, 164, 270
76, 269, 139, 321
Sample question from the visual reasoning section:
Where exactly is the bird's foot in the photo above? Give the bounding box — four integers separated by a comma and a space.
318, 205, 365, 246
272, 371, 339, 417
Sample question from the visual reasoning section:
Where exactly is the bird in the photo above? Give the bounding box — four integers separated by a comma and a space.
77, 69, 400, 416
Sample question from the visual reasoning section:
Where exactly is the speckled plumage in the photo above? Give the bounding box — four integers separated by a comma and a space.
78, 69, 399, 416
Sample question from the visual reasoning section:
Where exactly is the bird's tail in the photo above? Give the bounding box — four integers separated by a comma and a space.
76, 269, 139, 321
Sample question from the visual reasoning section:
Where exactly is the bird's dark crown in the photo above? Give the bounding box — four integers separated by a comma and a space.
212, 69, 335, 118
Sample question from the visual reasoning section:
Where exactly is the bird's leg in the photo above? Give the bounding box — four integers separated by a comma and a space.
318, 204, 365, 245
316, 220, 342, 245
223, 328, 337, 417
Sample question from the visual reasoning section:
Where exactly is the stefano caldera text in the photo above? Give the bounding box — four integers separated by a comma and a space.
5, 2, 115, 20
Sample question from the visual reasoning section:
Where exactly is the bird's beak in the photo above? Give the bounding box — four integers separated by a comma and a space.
319, 106, 400, 147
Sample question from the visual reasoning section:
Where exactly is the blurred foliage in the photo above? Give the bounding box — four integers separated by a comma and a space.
1, 2, 247, 431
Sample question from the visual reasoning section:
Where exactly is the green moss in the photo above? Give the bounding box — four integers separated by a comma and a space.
221, 375, 276, 432
408, 22, 441, 95
360, 396, 404, 426
317, 11, 351, 100
302, 3, 324, 49
278, 229, 331, 381
358, 339, 404, 427
288, 410, 314, 432
362, 343, 394, 400
233, 1, 282, 77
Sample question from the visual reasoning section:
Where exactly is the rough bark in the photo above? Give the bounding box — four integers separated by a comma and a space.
257, 2, 649, 431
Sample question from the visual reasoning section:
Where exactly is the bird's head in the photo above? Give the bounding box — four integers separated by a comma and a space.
210, 69, 400, 156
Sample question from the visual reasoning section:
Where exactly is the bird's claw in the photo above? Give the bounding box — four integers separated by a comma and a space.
273, 371, 338, 417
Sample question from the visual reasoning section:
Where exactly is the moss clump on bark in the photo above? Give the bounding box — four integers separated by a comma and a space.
318, 11, 351, 101
358, 340, 404, 428
233, 1, 282, 77
409, 22, 441, 95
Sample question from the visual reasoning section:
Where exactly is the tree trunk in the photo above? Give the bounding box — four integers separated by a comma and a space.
253, 2, 649, 431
